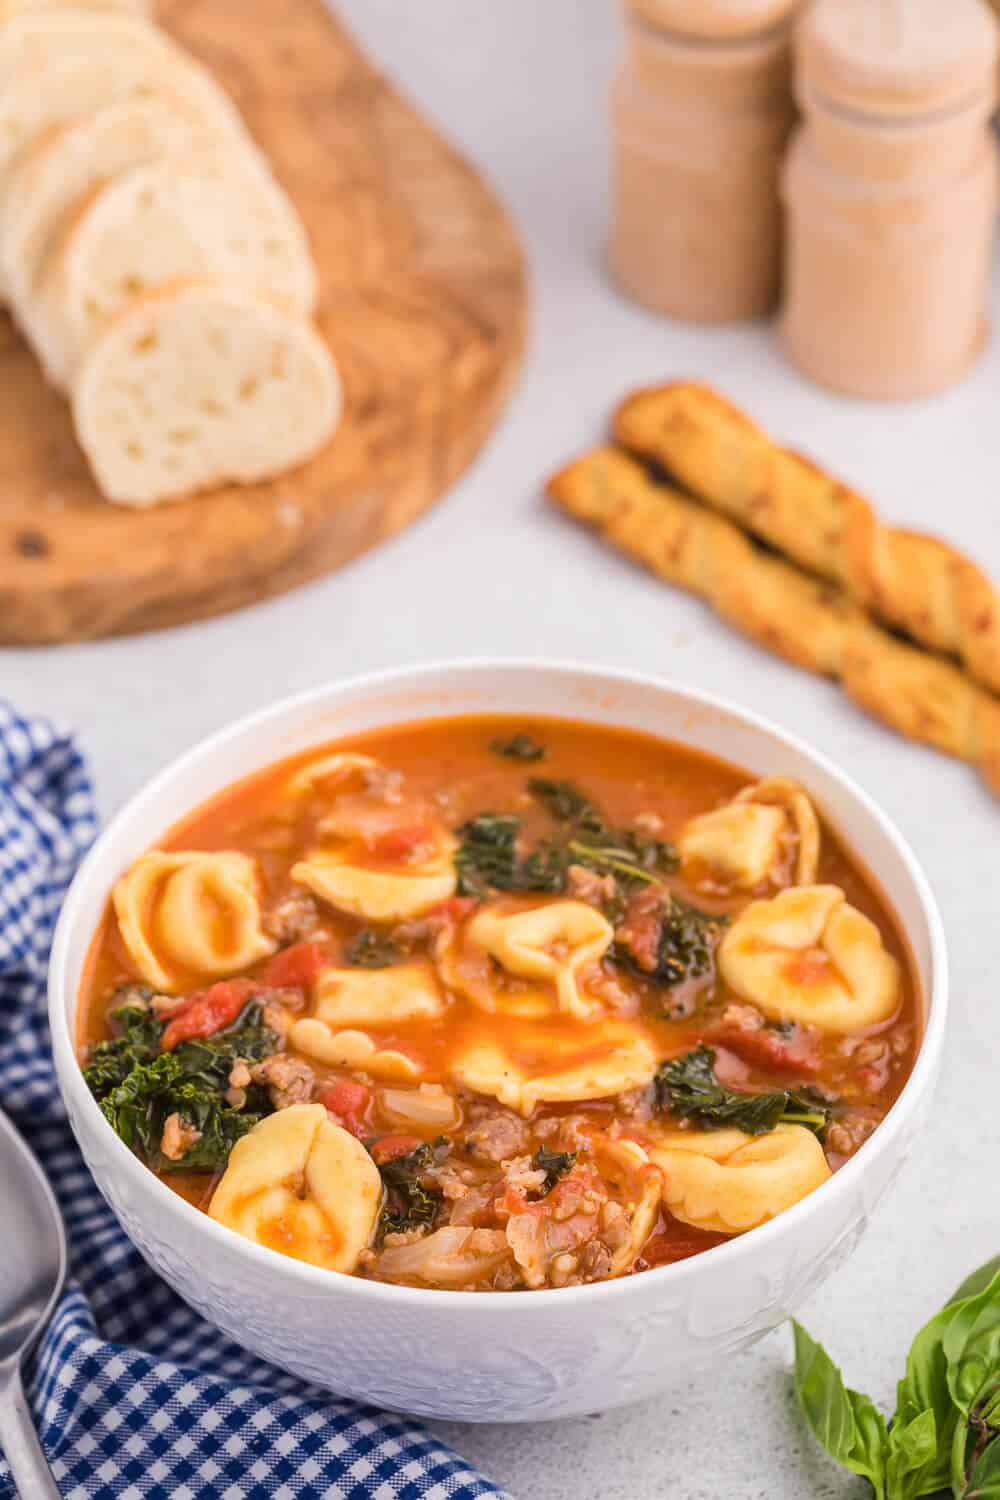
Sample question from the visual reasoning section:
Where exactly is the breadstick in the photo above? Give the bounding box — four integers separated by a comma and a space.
547, 445, 1000, 796
614, 382, 1000, 697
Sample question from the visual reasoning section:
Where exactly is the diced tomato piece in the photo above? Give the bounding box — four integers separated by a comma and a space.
369, 1133, 422, 1164
616, 887, 664, 973
640, 1231, 727, 1267
709, 1024, 821, 1076
263, 941, 326, 992
322, 1078, 370, 1116
370, 824, 434, 863
430, 897, 477, 924
500, 1183, 538, 1220
320, 1079, 371, 1132
712, 1045, 751, 1086
160, 979, 258, 1051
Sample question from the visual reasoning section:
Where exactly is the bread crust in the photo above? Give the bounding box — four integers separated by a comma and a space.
0, 0, 149, 16
0, 92, 240, 310
31, 145, 315, 386
71, 277, 340, 507
547, 445, 1000, 795
614, 381, 1000, 697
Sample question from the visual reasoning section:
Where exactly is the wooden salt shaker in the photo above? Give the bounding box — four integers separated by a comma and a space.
609, 0, 801, 323
781, 0, 999, 401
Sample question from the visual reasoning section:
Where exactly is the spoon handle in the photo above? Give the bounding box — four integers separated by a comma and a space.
0, 1363, 61, 1498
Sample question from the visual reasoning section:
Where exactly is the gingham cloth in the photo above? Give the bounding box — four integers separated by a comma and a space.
0, 702, 509, 1500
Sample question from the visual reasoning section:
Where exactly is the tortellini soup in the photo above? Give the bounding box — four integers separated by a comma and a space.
79, 717, 919, 1292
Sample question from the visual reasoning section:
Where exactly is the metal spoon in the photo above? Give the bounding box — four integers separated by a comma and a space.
0, 1111, 66, 1498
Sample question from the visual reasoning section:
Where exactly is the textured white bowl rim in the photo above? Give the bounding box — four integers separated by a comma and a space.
49, 657, 948, 1314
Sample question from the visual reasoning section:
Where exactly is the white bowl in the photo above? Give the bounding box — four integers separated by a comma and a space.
49, 660, 947, 1422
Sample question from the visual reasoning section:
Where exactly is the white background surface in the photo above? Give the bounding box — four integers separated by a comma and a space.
4, 3, 1000, 1495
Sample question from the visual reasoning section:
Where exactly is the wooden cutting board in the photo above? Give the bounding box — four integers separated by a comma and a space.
0, 0, 527, 643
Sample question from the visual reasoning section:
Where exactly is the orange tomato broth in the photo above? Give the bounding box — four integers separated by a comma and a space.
77, 715, 921, 1276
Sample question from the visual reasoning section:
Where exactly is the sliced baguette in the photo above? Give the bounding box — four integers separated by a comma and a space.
0, 12, 170, 84
1, 95, 214, 310
28, 147, 317, 386
72, 279, 340, 507
0, 22, 247, 202
0, 0, 150, 18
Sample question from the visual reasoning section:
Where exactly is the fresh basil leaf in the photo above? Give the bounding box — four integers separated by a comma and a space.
979, 1382, 1000, 1432
950, 1261, 1000, 1309
893, 1265, 1000, 1497
942, 1274, 1000, 1420
792, 1321, 888, 1498
895, 1304, 964, 1496
964, 1434, 1000, 1498
952, 1373, 1000, 1496
885, 1409, 938, 1500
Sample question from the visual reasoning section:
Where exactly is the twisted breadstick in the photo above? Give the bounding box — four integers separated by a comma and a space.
614, 383, 1000, 697
547, 446, 1000, 796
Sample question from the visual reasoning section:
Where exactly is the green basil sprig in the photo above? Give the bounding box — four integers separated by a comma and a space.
793, 1256, 1000, 1499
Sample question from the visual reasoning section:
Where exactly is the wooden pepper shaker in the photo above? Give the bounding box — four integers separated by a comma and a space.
781, 0, 999, 401
609, 0, 801, 323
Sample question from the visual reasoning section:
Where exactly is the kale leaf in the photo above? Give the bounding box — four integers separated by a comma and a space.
517, 838, 575, 894
528, 777, 679, 890
655, 1045, 830, 1137
612, 898, 726, 990
527, 777, 601, 827
531, 1145, 578, 1196
454, 814, 523, 898
374, 1138, 449, 1244
85, 999, 280, 1171
489, 732, 546, 762
345, 928, 399, 968
652, 899, 726, 985
82, 989, 162, 1097
454, 780, 678, 903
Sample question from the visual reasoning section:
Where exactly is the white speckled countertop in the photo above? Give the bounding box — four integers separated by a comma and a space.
4, 3, 1000, 1495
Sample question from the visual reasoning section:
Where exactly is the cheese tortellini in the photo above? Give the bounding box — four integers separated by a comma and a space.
290, 1021, 421, 1081
284, 752, 377, 799
593, 1139, 664, 1277
441, 901, 613, 1020
290, 961, 445, 1081
313, 961, 445, 1027
291, 834, 457, 922
678, 777, 820, 891
718, 884, 899, 1032
648, 1125, 831, 1234
450, 1019, 657, 1116
209, 1103, 382, 1272
113, 850, 275, 992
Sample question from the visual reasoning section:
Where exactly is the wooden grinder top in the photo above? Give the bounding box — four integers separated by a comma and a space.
798, 0, 998, 117
625, 0, 801, 42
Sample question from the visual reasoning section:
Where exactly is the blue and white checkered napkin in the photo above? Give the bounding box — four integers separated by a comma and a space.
0, 701, 509, 1500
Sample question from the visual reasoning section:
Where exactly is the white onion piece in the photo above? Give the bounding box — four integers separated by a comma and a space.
375, 1227, 510, 1287
378, 1084, 460, 1129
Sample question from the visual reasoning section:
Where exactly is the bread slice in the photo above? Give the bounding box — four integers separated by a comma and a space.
27, 147, 317, 386
1, 95, 214, 309
0, 0, 150, 18
72, 279, 340, 507
0, 13, 168, 84
0, 19, 246, 201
